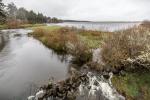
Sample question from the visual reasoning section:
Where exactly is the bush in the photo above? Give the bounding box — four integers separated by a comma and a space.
67, 39, 92, 65
6, 19, 21, 29
101, 27, 150, 70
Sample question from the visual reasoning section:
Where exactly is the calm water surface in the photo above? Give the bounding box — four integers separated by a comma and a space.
0, 29, 69, 100
48, 22, 140, 31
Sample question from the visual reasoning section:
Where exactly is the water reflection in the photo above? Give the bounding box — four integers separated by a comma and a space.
0, 29, 70, 100
0, 32, 9, 51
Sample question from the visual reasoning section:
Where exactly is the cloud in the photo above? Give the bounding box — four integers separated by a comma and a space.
3, 0, 150, 21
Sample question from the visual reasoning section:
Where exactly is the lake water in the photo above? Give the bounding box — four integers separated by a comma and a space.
0, 29, 70, 100
48, 22, 140, 31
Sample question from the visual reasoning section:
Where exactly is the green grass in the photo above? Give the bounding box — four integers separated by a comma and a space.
78, 35, 102, 48
0, 23, 46, 30
112, 72, 150, 100
77, 30, 110, 49
30, 25, 61, 31
0, 24, 7, 30
21, 24, 46, 29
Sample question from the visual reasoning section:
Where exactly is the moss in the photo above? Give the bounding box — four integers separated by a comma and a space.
112, 72, 150, 100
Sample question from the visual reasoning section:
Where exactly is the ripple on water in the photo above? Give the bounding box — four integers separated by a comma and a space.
0, 29, 69, 100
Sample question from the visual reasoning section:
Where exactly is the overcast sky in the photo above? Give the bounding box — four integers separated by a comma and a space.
3, 0, 150, 21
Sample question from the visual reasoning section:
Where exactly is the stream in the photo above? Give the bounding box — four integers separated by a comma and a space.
0, 29, 70, 100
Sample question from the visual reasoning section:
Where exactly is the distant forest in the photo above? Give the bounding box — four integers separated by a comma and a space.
0, 0, 62, 24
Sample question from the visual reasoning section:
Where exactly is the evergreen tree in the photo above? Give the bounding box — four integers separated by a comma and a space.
16, 7, 28, 21
7, 2, 17, 19
0, 0, 5, 16
0, 0, 6, 23
6, 2, 61, 24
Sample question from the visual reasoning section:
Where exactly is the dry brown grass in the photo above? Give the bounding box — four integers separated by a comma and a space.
101, 27, 150, 70
33, 28, 47, 37
32, 27, 93, 64
141, 20, 150, 28
6, 19, 21, 29
68, 37, 92, 65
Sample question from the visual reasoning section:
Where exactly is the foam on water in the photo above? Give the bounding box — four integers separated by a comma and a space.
77, 72, 125, 100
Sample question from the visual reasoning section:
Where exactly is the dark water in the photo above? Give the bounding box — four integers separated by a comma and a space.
0, 29, 70, 100
48, 22, 140, 31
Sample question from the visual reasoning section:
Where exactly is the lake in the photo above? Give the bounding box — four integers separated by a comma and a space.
47, 22, 140, 31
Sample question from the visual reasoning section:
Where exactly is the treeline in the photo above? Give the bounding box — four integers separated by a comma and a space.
0, 1, 62, 24
6, 2, 62, 24
0, 0, 6, 23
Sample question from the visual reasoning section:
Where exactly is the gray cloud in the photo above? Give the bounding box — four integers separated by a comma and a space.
3, 0, 150, 21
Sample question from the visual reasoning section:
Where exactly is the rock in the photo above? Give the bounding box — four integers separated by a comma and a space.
103, 74, 110, 80
120, 70, 126, 76
32, 71, 90, 99
28, 96, 35, 100
79, 84, 85, 96
35, 90, 45, 100
67, 91, 76, 99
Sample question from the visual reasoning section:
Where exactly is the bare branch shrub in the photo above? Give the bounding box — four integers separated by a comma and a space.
101, 27, 150, 70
